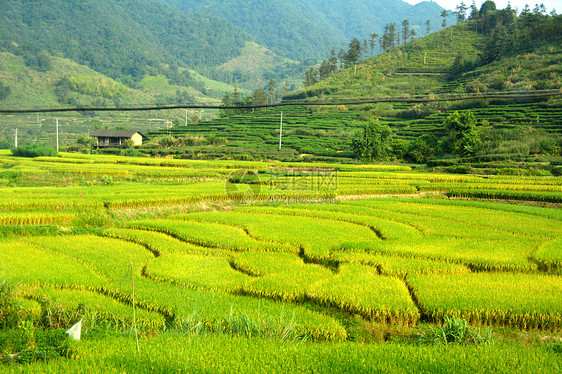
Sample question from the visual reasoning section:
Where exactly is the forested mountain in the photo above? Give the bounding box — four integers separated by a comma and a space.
163, 0, 451, 60
158, 4, 560, 165
0, 0, 251, 85
0, 0, 452, 106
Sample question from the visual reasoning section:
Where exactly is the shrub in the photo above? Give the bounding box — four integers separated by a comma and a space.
11, 145, 58, 158
121, 147, 142, 157
0, 81, 11, 101
446, 165, 473, 174
419, 317, 493, 346
548, 340, 562, 354
0, 327, 76, 365
0, 277, 17, 329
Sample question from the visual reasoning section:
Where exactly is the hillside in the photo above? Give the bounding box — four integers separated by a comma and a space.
0, 0, 251, 82
289, 25, 562, 100
0, 51, 235, 150
164, 0, 451, 60
0, 51, 242, 109
147, 10, 561, 172
206, 42, 304, 92
0, 0, 451, 97
289, 22, 487, 99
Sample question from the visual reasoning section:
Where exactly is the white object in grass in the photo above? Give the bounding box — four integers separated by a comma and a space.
66, 319, 83, 341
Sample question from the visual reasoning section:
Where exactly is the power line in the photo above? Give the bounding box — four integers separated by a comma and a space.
0, 90, 560, 114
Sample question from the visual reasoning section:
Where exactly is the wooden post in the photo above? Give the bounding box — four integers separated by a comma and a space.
278, 111, 283, 151
131, 262, 140, 355
55, 118, 59, 152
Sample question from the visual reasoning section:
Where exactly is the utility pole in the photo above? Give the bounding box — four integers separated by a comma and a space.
55, 118, 59, 152
131, 262, 140, 355
278, 111, 283, 151
14, 128, 18, 148
166, 120, 172, 136
185, 109, 188, 127
36, 113, 39, 125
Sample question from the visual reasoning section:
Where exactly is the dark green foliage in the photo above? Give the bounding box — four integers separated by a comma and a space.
548, 340, 562, 354
352, 120, 394, 162
0, 81, 11, 101
343, 39, 362, 68
0, 278, 17, 329
479, 0, 496, 17
164, 0, 447, 61
444, 111, 481, 156
0, 0, 248, 84
477, 6, 561, 63
448, 189, 562, 203
11, 145, 58, 158
446, 165, 474, 174
0, 327, 76, 365
419, 316, 493, 345
14, 43, 53, 72
406, 134, 441, 163
121, 148, 142, 157
449, 53, 465, 80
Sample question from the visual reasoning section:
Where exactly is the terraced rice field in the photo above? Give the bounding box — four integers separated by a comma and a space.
1, 151, 561, 371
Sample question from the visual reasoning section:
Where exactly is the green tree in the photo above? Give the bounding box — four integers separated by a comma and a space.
382, 23, 397, 52
441, 10, 449, 29
304, 67, 319, 87
266, 78, 278, 104
469, 1, 479, 20
406, 134, 440, 163
402, 20, 410, 44
319, 60, 333, 80
328, 49, 339, 74
251, 88, 268, 108
449, 53, 464, 79
444, 111, 481, 156
344, 38, 362, 68
220, 92, 234, 117
369, 34, 378, 56
0, 82, 11, 101
479, 0, 497, 17
352, 120, 394, 162
455, 2, 468, 22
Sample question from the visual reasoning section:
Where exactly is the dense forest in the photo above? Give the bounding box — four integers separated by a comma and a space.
304, 1, 562, 88
0, 0, 250, 87
163, 0, 450, 61
0, 0, 452, 93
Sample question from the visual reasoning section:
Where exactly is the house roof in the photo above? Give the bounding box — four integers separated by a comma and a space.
91, 130, 146, 138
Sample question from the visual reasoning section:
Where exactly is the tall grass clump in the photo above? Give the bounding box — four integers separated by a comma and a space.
175, 308, 308, 342
419, 317, 493, 346
0, 277, 19, 329
11, 145, 58, 158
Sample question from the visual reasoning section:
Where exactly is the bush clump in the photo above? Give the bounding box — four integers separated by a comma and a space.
0, 325, 76, 365
11, 145, 58, 158
419, 317, 493, 346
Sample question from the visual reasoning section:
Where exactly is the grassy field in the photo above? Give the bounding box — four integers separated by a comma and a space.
0, 151, 561, 372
